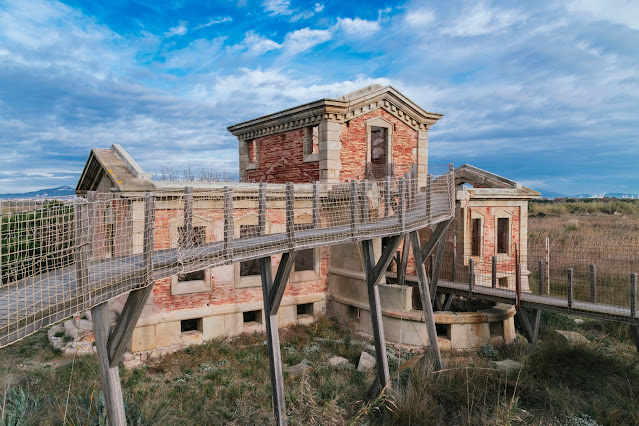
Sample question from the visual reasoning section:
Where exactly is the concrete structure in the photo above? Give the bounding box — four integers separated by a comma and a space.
76, 85, 534, 353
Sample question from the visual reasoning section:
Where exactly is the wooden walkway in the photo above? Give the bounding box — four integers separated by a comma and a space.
0, 196, 453, 348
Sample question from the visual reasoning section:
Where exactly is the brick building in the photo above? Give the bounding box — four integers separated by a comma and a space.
76, 85, 537, 354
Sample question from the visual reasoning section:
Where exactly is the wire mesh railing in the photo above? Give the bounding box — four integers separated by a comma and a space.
0, 165, 455, 348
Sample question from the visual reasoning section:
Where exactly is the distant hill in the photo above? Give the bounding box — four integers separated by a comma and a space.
0, 186, 76, 200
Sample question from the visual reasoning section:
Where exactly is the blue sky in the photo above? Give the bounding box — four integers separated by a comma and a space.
1, 0, 638, 196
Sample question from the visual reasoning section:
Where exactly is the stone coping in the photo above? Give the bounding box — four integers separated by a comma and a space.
328, 293, 515, 324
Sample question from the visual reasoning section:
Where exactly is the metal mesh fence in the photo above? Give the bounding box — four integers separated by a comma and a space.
0, 165, 455, 348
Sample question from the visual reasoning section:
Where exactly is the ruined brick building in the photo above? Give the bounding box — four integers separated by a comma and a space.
76, 85, 538, 355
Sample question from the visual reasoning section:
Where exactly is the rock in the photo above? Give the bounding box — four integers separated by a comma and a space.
149, 351, 161, 361
574, 318, 585, 325
64, 320, 79, 339
328, 356, 350, 367
84, 310, 92, 322
363, 344, 376, 355
123, 359, 142, 369
357, 351, 376, 372
555, 330, 589, 344
493, 359, 524, 374
76, 319, 93, 331
287, 362, 312, 377
122, 352, 136, 362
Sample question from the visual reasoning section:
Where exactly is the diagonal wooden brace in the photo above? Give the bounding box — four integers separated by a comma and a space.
420, 219, 452, 262
516, 307, 542, 354
268, 251, 297, 315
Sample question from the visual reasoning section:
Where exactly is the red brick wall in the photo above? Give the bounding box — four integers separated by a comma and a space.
340, 109, 418, 182
468, 206, 521, 276
245, 129, 319, 183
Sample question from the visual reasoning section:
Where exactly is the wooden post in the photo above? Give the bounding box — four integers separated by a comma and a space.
92, 302, 127, 426
286, 182, 294, 247
384, 176, 391, 218
398, 235, 409, 287
426, 174, 433, 221
183, 186, 194, 245
452, 235, 457, 283
350, 181, 359, 237
631, 273, 637, 319
86, 191, 96, 259
516, 307, 542, 354
398, 178, 405, 231
74, 198, 89, 305
538, 260, 544, 295
429, 221, 451, 301
0, 199, 3, 284
312, 182, 320, 229
491, 256, 497, 288
404, 172, 412, 211
409, 231, 443, 370
259, 183, 266, 236
361, 239, 390, 392
143, 193, 155, 284
361, 180, 369, 224
567, 268, 573, 309
589, 264, 597, 303
630, 325, 639, 356
469, 258, 474, 292
224, 187, 234, 260
545, 236, 550, 295
411, 165, 418, 207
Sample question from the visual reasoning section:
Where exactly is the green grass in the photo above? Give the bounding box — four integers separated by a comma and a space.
1, 315, 638, 425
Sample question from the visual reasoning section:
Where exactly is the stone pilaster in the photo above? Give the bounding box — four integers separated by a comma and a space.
319, 121, 342, 183
238, 139, 248, 182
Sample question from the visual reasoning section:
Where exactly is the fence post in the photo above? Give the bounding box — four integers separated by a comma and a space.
286, 182, 295, 248
384, 176, 391, 218
404, 172, 412, 211
491, 256, 497, 288
631, 273, 637, 319
538, 260, 544, 296
426, 174, 432, 222
224, 187, 234, 260
589, 264, 597, 303
183, 186, 193, 245
143, 193, 155, 284
452, 235, 457, 283
545, 237, 550, 295
361, 180, 369, 224
469, 258, 474, 292
312, 182, 320, 230
567, 268, 574, 310
258, 183, 266, 237
448, 164, 455, 215
73, 198, 89, 306
398, 178, 405, 231
350, 181, 359, 238
0, 199, 2, 284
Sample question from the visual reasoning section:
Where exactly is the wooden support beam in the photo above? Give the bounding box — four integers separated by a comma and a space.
442, 293, 455, 311
312, 182, 320, 229
409, 230, 443, 370
372, 234, 403, 285
397, 235, 409, 287
92, 302, 127, 426
224, 187, 234, 260
361, 239, 390, 393
259, 183, 266, 237
516, 307, 542, 354
420, 220, 451, 262
268, 251, 296, 315
108, 193, 155, 368
259, 255, 287, 426
429, 223, 450, 301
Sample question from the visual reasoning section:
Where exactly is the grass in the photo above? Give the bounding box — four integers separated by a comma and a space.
1, 314, 638, 425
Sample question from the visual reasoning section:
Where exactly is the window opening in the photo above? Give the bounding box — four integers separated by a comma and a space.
247, 140, 257, 164
181, 318, 201, 333
471, 218, 481, 257
296, 303, 314, 317
370, 126, 388, 179
178, 226, 206, 281
240, 224, 261, 276
497, 217, 510, 254
294, 224, 314, 272
498, 277, 509, 288
243, 310, 262, 324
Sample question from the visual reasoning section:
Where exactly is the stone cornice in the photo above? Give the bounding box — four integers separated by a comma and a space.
227, 86, 444, 140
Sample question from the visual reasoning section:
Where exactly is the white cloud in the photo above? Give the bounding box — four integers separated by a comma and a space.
404, 9, 435, 28
193, 16, 233, 30
440, 4, 520, 37
241, 31, 282, 55
314, 3, 324, 13
283, 27, 331, 54
567, 0, 639, 30
262, 0, 293, 16
336, 17, 380, 36
165, 21, 188, 37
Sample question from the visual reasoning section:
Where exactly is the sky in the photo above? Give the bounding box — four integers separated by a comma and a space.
1, 0, 638, 196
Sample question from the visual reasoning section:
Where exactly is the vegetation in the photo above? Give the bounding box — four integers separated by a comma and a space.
1, 314, 638, 425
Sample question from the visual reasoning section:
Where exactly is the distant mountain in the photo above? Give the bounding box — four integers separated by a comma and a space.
0, 186, 76, 200
538, 190, 565, 199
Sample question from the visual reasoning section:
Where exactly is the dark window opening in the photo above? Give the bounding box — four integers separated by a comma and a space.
294, 249, 315, 271
178, 226, 206, 247
305, 126, 319, 155
296, 303, 314, 317
181, 318, 202, 333
436, 323, 449, 337
370, 126, 388, 179
471, 218, 481, 257
243, 310, 262, 324
178, 270, 205, 282
240, 224, 261, 276
498, 277, 509, 288
347, 305, 360, 319
497, 218, 510, 254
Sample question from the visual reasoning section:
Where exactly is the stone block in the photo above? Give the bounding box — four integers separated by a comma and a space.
287, 362, 312, 377
181, 330, 203, 346
154, 321, 181, 348
130, 325, 156, 352
328, 356, 351, 367
278, 305, 297, 327
555, 330, 589, 344
357, 351, 376, 372
224, 313, 244, 336
202, 315, 226, 340
449, 322, 491, 349
493, 359, 523, 374
503, 317, 517, 343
